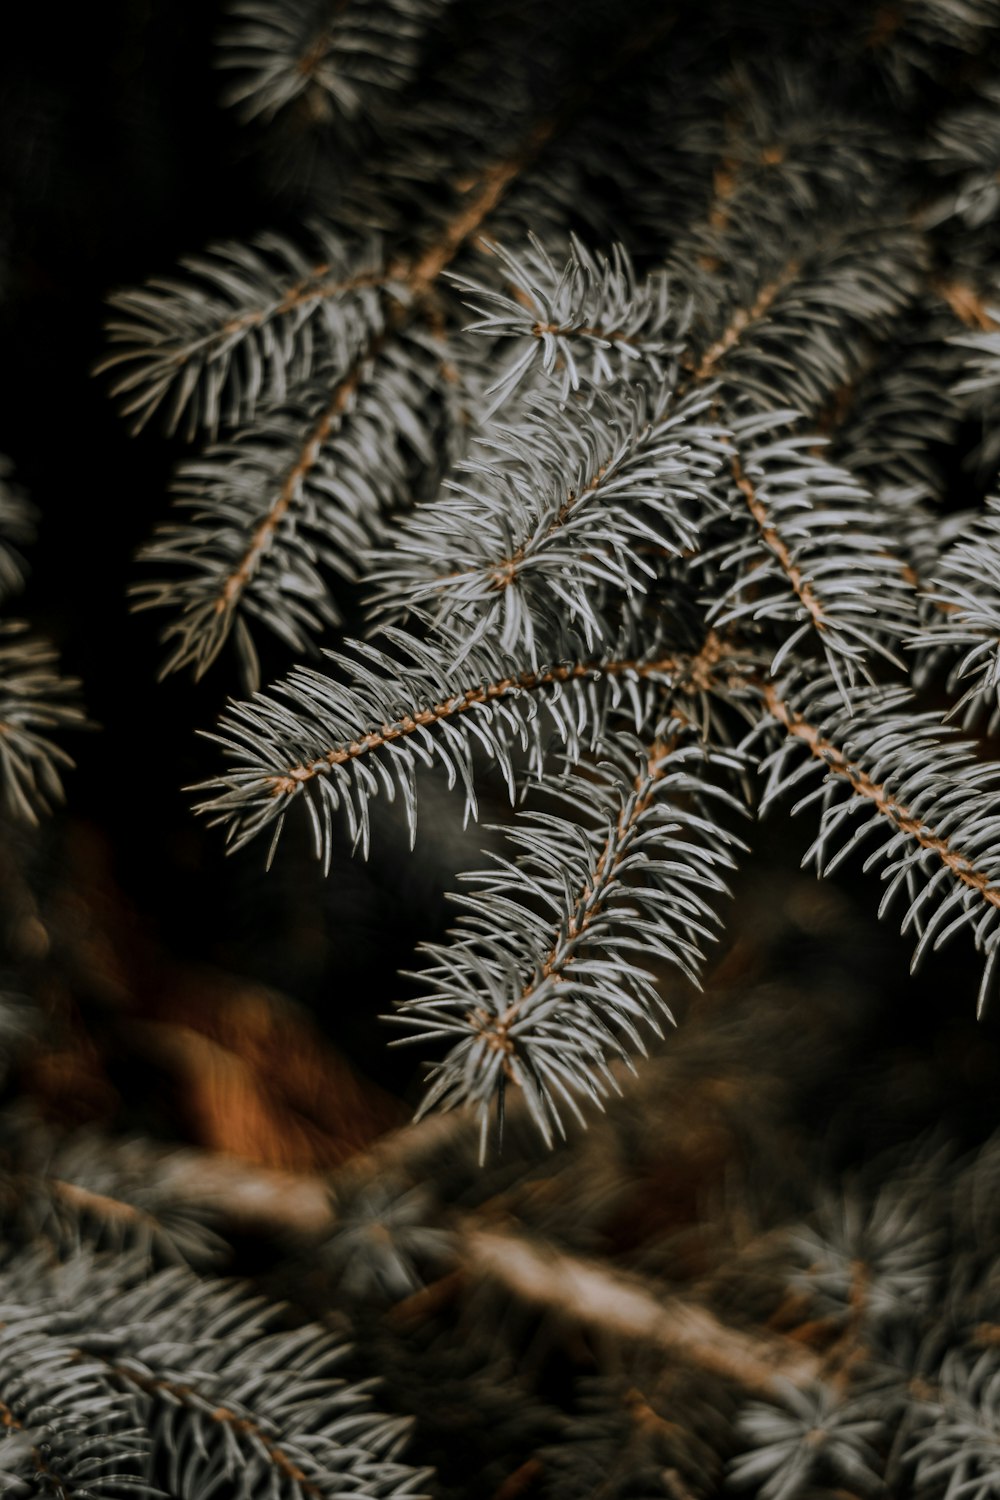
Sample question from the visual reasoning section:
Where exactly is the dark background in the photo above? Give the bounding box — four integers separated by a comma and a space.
0, 0, 258, 826
0, 1, 452, 1110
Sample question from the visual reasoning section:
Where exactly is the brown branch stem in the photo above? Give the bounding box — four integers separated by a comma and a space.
488, 459, 611, 590
215, 333, 385, 616
404, 7, 678, 293
293, 0, 352, 88
473, 734, 679, 1058
458, 1225, 822, 1396
729, 448, 827, 632
936, 279, 999, 333
691, 261, 800, 384
763, 682, 1000, 910
205, 267, 386, 353
266, 635, 734, 798
52, 1178, 152, 1229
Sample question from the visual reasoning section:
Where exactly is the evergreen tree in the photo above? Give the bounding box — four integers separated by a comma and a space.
3, 1, 1000, 1495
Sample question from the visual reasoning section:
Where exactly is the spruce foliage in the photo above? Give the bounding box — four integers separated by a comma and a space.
6, 1, 1000, 1496
120, 0, 1000, 1142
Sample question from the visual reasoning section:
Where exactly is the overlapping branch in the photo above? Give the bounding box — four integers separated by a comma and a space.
196, 629, 747, 864
219, 0, 452, 131
0, 1251, 428, 1499
123, 7, 684, 680
396, 729, 745, 1144
756, 677, 1000, 1014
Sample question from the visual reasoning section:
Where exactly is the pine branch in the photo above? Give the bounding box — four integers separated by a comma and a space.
195, 629, 748, 865
24, 1142, 823, 1402
788, 1177, 944, 1340
396, 5, 680, 298
0, 1250, 429, 1500
21, 1132, 231, 1270
906, 1350, 1000, 1500
123, 6, 686, 681
451, 236, 684, 412
0, 1323, 147, 1498
105, 5, 679, 442
687, 261, 799, 386
369, 386, 726, 662
455, 219, 922, 431
925, 80, 1000, 231
131, 334, 441, 689
0, 457, 34, 607
0, 625, 85, 826
728, 1382, 889, 1500
396, 729, 746, 1146
654, 66, 922, 419
683, 223, 925, 419
100, 226, 390, 439
219, 0, 452, 130
755, 677, 1000, 1015
868, 0, 1000, 87
705, 422, 918, 693
105, 4, 1000, 1172
911, 498, 1000, 728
